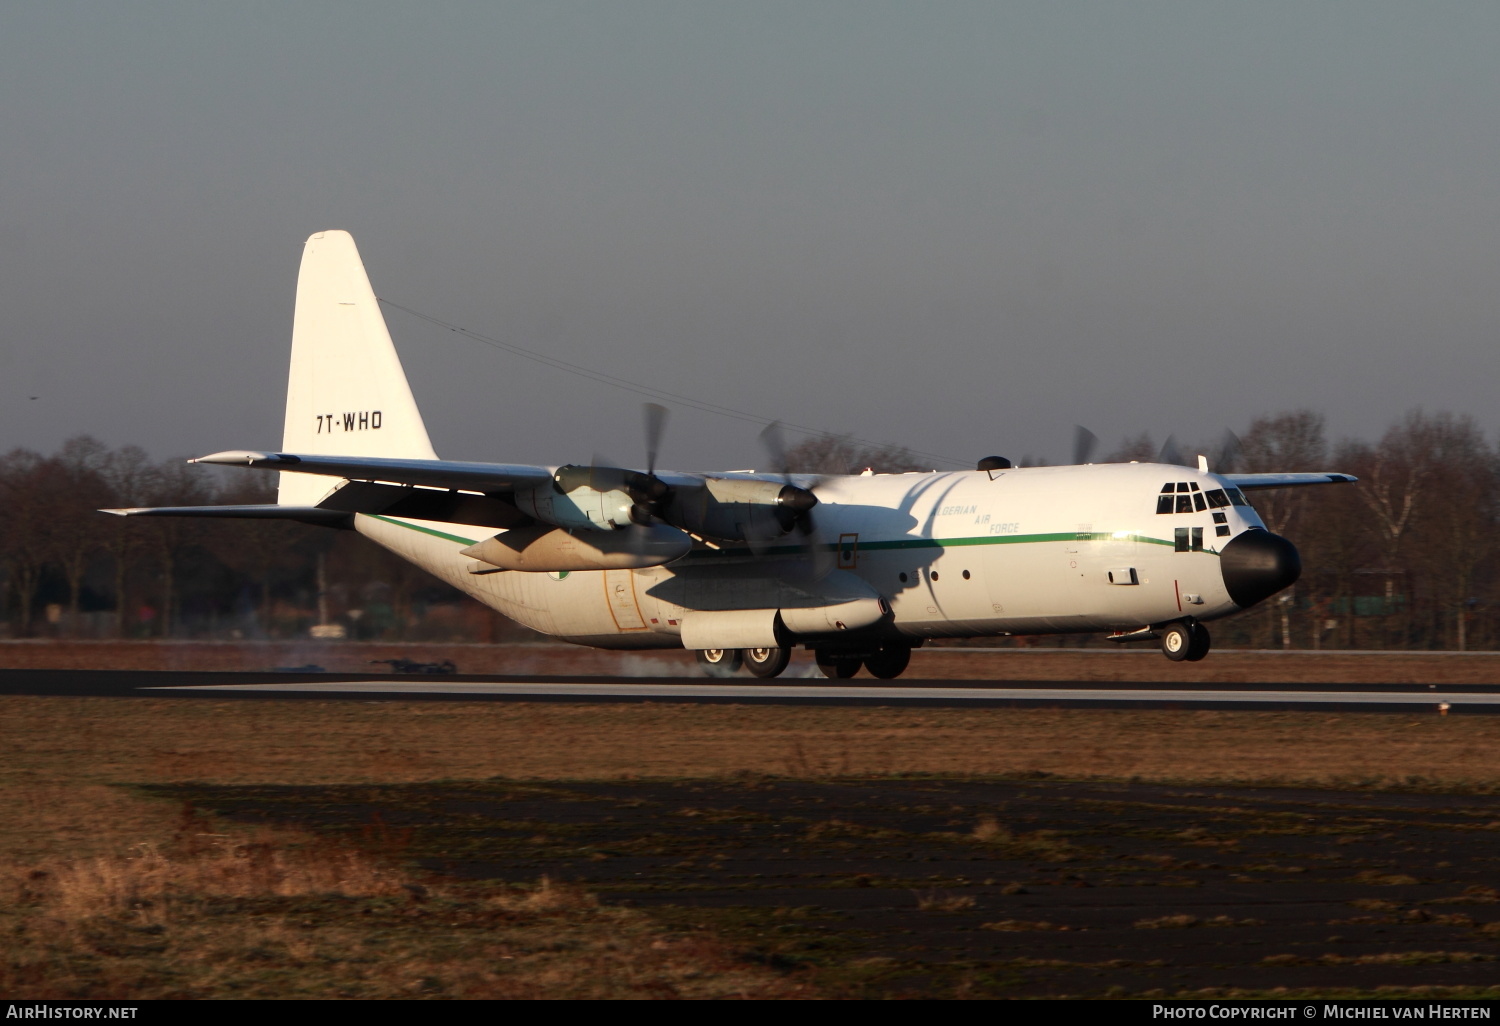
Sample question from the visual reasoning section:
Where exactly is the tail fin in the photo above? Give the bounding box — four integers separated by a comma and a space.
279, 231, 437, 505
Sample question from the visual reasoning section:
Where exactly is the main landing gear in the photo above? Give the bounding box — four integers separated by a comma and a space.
694, 644, 914, 679
1161, 620, 1211, 662
695, 648, 743, 678
814, 644, 912, 680
695, 646, 791, 678
743, 646, 792, 678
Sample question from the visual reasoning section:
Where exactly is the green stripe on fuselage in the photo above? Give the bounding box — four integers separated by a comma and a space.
363, 516, 1192, 561
687, 531, 1186, 561
367, 514, 479, 546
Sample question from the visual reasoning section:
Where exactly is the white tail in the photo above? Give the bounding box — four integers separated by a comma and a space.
279, 231, 437, 505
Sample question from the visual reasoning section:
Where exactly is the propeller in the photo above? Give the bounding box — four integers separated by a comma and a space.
1072, 426, 1099, 465
1210, 429, 1241, 473
1152, 429, 1242, 471
758, 421, 822, 533
756, 421, 833, 577
1158, 434, 1187, 468
643, 402, 667, 478
626, 403, 672, 525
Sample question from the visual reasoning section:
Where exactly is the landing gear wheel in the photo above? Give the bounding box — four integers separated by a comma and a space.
743, 646, 792, 679
1161, 622, 1192, 662
696, 648, 743, 678
1186, 624, 1211, 662
864, 646, 912, 679
815, 650, 863, 679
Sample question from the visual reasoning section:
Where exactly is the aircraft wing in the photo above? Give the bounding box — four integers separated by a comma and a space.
103, 450, 801, 529
1223, 472, 1357, 491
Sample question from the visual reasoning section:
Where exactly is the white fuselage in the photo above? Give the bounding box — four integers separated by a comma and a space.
352, 462, 1265, 650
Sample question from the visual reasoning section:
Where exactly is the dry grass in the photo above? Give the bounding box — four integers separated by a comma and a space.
0, 811, 802, 999
7, 697, 1500, 865
914, 890, 976, 912
8, 698, 1500, 819
7, 683, 1500, 998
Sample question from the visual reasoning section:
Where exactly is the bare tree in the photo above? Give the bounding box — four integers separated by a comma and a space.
1104, 431, 1157, 463
99, 444, 153, 636
48, 437, 113, 635
781, 434, 926, 475
0, 449, 49, 635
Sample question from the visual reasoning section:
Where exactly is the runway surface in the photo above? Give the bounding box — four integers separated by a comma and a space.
2, 669, 1497, 711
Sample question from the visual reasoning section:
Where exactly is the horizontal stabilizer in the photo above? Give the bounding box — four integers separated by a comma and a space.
193, 450, 557, 493
1224, 472, 1358, 491
99, 505, 353, 527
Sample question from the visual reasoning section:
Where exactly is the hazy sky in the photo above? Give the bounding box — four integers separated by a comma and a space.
3, 2, 1499, 471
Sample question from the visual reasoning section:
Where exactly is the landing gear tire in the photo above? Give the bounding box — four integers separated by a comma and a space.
743, 646, 792, 679
815, 650, 863, 679
697, 648, 743, 678
863, 646, 912, 679
1161, 621, 1211, 662
1186, 624, 1211, 662
1161, 622, 1192, 662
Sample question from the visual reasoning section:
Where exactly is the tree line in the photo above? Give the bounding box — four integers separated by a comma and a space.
0, 437, 510, 642
0, 409, 1494, 649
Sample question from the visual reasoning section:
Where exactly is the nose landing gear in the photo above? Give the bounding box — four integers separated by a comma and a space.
1161, 620, 1211, 662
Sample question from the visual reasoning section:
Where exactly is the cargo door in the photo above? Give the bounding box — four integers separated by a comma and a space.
604, 569, 647, 631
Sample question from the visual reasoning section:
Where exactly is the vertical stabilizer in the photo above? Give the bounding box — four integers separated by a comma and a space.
279, 231, 437, 505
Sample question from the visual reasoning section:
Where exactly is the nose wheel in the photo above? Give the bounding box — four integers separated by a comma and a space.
1161, 621, 1211, 662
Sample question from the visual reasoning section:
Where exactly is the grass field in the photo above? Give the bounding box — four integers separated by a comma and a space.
6, 677, 1500, 998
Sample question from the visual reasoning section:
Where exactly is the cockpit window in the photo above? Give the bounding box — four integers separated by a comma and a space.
1159, 481, 1240, 515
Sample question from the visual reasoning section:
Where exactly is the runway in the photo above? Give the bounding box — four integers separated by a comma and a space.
1, 669, 1497, 711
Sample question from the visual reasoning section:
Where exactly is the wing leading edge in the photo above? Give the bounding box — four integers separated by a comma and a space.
1223, 472, 1357, 490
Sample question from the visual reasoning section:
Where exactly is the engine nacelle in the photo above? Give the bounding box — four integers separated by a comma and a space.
663, 477, 815, 542
512, 465, 637, 531
461, 522, 692, 572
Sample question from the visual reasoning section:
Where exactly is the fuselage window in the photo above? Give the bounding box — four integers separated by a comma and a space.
1205, 488, 1229, 509
1174, 527, 1190, 552
1227, 487, 1250, 507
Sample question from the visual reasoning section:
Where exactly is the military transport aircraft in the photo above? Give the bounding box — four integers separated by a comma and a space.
106, 231, 1356, 678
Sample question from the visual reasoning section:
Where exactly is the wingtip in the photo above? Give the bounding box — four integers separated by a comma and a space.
191, 450, 298, 467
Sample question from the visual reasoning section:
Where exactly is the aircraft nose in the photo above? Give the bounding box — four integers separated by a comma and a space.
1220, 529, 1301, 608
